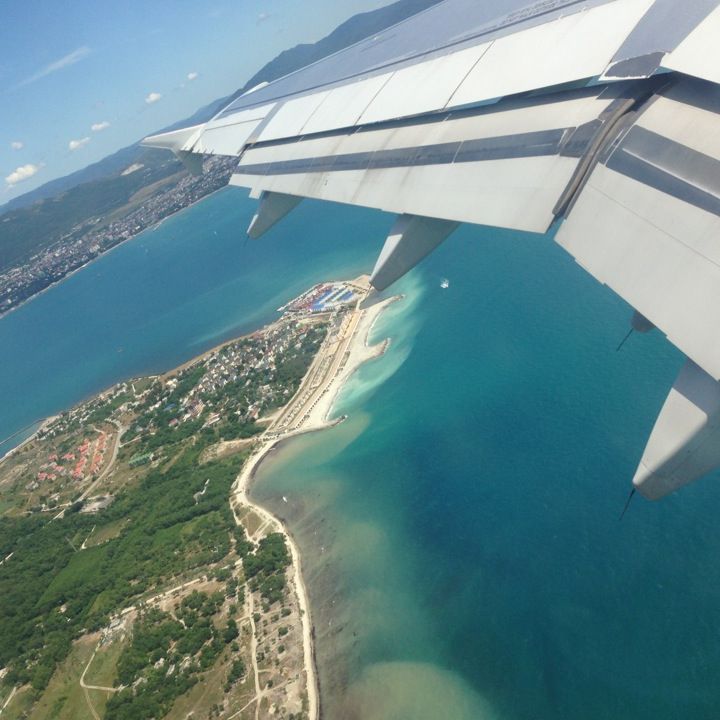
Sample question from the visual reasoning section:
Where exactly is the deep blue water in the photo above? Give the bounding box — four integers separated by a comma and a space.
3, 185, 720, 719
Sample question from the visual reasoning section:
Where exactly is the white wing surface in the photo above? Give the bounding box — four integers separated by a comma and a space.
143, 0, 720, 500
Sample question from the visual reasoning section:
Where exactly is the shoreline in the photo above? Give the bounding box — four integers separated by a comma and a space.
0, 414, 59, 462
232, 290, 398, 719
0, 273, 399, 718
0, 184, 231, 324
0, 276, 370, 463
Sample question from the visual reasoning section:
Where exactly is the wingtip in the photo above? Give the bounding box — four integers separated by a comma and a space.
141, 124, 204, 152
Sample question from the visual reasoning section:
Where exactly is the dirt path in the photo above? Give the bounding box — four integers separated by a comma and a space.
79, 645, 118, 720
79, 649, 103, 720
0, 687, 17, 716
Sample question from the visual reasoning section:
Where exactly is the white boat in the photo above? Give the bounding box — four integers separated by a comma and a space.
440, 278, 449, 289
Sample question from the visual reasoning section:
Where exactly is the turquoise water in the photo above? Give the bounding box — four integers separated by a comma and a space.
4, 188, 720, 719
252, 226, 720, 719
0, 187, 385, 455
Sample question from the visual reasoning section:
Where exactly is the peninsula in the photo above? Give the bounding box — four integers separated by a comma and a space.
0, 275, 396, 720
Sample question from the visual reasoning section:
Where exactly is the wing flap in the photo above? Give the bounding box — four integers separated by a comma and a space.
230, 86, 622, 233
450, 0, 654, 107
301, 74, 393, 134
357, 45, 490, 124
556, 79, 720, 380
140, 0, 720, 498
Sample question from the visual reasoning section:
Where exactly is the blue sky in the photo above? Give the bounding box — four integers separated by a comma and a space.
0, 0, 387, 203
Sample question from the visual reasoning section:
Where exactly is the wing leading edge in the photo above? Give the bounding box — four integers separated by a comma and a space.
143, 0, 720, 500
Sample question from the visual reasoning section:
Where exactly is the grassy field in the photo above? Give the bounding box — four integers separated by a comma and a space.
199, 439, 255, 466
84, 519, 128, 549
11, 633, 125, 720
104, 172, 185, 223
85, 688, 113, 720
164, 646, 255, 720
128, 377, 155, 394
2, 686, 35, 719
239, 510, 263, 538
0, 498, 15, 515
25, 635, 97, 720
83, 634, 127, 689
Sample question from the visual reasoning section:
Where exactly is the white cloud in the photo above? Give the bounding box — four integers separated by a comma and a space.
145, 91, 162, 104
5, 163, 40, 186
68, 137, 90, 151
187, 72, 198, 82
17, 46, 91, 87
10, 141, 23, 151
91, 120, 110, 132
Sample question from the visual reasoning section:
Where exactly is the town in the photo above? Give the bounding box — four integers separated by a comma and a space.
2, 309, 330, 517
0, 155, 237, 318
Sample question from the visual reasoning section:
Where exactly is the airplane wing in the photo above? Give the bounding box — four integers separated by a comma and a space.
143, 0, 720, 501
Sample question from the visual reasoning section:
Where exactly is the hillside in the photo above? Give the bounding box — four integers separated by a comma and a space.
0, 97, 229, 216
0, 151, 182, 271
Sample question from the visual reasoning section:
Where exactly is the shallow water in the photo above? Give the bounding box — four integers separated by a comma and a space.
252, 226, 720, 720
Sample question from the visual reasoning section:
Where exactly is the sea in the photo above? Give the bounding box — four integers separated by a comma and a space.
3, 186, 720, 719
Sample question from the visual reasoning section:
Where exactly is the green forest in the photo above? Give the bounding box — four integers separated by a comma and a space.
0, 430, 289, 700
106, 591, 242, 720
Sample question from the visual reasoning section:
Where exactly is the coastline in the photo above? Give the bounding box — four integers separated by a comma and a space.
0, 184, 231, 324
0, 273, 398, 718
0, 414, 59, 462
0, 312, 255, 461
232, 290, 398, 719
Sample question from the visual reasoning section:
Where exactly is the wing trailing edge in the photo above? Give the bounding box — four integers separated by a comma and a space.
143, 0, 720, 500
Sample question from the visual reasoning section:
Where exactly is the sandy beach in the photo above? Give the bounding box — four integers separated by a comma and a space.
230, 280, 398, 719
1, 275, 397, 718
